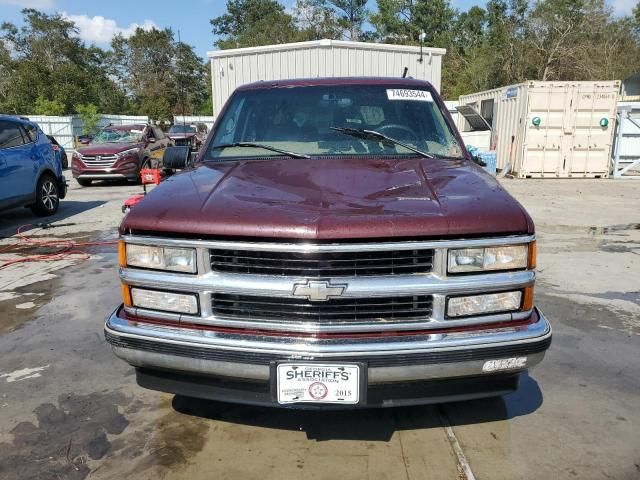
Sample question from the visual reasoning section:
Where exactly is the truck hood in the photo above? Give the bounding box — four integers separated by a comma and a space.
78, 143, 142, 155
120, 157, 533, 240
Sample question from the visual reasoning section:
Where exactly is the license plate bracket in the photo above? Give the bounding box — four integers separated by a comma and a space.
271, 361, 367, 405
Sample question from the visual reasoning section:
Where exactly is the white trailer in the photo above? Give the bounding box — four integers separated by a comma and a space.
207, 39, 446, 116
457, 81, 620, 178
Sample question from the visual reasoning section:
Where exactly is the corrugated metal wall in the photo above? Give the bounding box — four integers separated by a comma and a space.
458, 81, 619, 177
208, 39, 445, 116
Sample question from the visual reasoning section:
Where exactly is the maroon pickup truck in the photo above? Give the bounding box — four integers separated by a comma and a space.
106, 77, 551, 408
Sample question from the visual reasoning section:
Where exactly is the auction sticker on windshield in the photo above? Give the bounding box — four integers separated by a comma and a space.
387, 89, 433, 102
276, 363, 361, 404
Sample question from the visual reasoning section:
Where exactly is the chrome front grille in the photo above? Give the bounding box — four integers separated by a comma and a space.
211, 293, 434, 324
121, 234, 536, 333
209, 248, 434, 276
80, 154, 118, 168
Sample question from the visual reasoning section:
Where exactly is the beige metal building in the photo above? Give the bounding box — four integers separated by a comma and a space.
207, 39, 446, 116
457, 81, 620, 178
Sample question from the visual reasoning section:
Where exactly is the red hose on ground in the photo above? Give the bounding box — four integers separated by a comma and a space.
0, 223, 118, 270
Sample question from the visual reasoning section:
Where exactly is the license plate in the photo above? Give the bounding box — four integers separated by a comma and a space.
276, 363, 361, 404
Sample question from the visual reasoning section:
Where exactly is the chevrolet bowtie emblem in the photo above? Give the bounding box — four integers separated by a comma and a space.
292, 280, 347, 302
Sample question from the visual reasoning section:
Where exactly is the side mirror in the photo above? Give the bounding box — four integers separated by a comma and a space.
147, 137, 156, 144
162, 146, 190, 170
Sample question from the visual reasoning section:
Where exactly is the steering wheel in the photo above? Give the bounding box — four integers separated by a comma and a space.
375, 124, 420, 141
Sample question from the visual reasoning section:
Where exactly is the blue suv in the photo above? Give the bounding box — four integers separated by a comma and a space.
0, 115, 67, 216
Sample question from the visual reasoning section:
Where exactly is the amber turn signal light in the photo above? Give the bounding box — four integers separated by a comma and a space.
528, 241, 537, 269
118, 240, 127, 268
121, 284, 132, 307
522, 286, 534, 311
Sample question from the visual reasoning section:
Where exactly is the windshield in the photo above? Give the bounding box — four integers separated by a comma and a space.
205, 85, 463, 161
91, 128, 143, 144
169, 125, 196, 134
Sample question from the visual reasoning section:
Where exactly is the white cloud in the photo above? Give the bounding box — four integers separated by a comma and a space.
0, 0, 55, 8
61, 12, 158, 45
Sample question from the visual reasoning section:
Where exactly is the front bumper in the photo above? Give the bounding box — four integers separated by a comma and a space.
72, 157, 140, 181
105, 305, 551, 407
75, 173, 136, 180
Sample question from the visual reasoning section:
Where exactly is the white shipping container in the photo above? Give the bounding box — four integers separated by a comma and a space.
611, 101, 640, 178
208, 39, 446, 116
458, 81, 620, 178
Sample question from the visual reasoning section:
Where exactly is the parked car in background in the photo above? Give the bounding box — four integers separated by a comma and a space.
72, 124, 172, 186
0, 115, 67, 216
47, 135, 68, 168
166, 124, 203, 150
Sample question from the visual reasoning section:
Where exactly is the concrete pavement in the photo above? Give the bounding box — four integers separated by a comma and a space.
0, 174, 638, 480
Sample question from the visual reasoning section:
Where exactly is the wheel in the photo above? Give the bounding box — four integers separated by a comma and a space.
30, 174, 60, 216
76, 178, 92, 187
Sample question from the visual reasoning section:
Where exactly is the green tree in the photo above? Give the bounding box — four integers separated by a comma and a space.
0, 9, 126, 114
292, 0, 343, 40
75, 103, 100, 134
111, 27, 207, 120
323, 0, 369, 40
174, 42, 209, 115
34, 96, 65, 115
211, 0, 303, 49
371, 0, 455, 44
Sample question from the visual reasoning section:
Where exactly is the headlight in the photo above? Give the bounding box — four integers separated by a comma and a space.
123, 243, 196, 273
447, 291, 522, 318
448, 244, 530, 273
116, 148, 139, 158
130, 288, 198, 314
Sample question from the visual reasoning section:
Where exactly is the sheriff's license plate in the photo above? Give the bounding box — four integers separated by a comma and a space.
276, 363, 360, 404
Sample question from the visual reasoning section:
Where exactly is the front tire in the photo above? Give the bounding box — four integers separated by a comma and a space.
31, 174, 60, 216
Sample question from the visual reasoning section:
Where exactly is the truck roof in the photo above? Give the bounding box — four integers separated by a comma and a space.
237, 77, 435, 91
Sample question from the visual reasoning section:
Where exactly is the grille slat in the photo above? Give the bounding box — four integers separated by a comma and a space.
212, 298, 431, 309
212, 294, 433, 323
210, 254, 432, 264
209, 248, 434, 277
80, 155, 118, 168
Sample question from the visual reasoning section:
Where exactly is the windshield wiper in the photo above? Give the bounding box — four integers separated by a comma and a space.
329, 127, 433, 159
210, 142, 310, 159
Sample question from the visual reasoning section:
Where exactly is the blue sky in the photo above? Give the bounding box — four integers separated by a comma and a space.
0, 0, 636, 61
